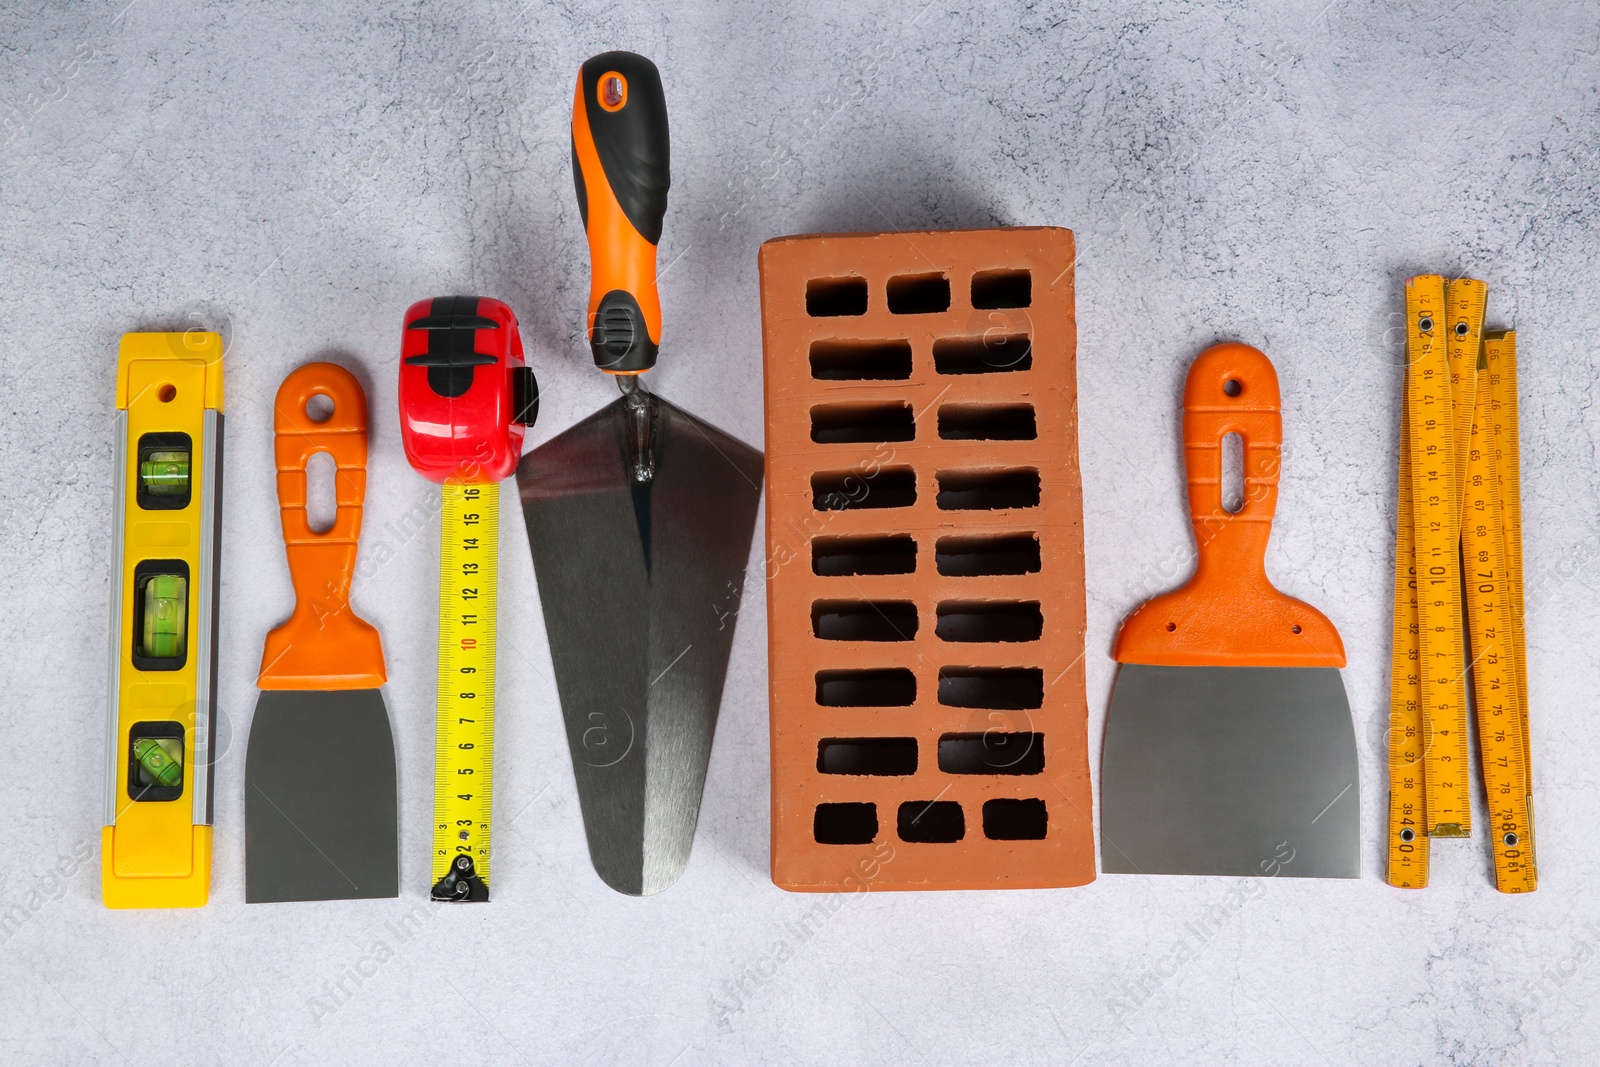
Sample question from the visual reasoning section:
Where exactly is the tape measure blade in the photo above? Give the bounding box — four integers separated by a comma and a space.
432, 480, 498, 900
1406, 275, 1471, 836
1387, 403, 1429, 887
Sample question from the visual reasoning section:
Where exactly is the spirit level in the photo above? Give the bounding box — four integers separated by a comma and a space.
103, 331, 224, 909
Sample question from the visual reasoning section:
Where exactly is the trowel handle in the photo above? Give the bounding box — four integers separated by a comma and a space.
571, 50, 669, 375
258, 362, 385, 690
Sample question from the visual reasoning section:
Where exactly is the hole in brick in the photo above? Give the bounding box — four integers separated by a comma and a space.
811, 468, 917, 510
983, 798, 1048, 839
936, 534, 1041, 576
936, 601, 1043, 643
815, 668, 917, 707
812, 600, 919, 641
817, 738, 918, 776
806, 276, 869, 317
971, 269, 1032, 309
937, 404, 1037, 441
887, 272, 951, 314
936, 469, 1040, 510
814, 802, 878, 844
809, 339, 912, 380
813, 535, 917, 576
933, 334, 1032, 374
811, 402, 915, 444
898, 801, 965, 843
938, 667, 1044, 710
938, 732, 1046, 775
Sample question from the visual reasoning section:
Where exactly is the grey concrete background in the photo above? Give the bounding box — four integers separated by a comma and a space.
3, 1, 1599, 1063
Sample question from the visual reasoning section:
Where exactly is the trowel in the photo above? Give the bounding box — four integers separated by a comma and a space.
516, 51, 763, 895
1100, 343, 1359, 879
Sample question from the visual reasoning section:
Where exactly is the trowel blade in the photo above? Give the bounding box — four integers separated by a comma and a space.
517, 393, 763, 895
1100, 664, 1360, 879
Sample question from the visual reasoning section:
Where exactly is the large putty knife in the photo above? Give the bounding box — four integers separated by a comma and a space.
1100, 343, 1359, 879
246, 363, 398, 902
517, 52, 763, 896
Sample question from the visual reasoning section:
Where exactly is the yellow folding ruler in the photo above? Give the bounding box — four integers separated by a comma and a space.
1388, 276, 1535, 892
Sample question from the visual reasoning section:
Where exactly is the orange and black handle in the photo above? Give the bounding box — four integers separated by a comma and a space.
258, 362, 386, 690
571, 50, 669, 374
1113, 342, 1345, 668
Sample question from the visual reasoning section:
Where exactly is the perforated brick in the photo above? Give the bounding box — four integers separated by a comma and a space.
759, 227, 1094, 891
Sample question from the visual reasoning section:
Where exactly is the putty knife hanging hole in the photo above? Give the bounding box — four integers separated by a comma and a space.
1223, 378, 1242, 397
305, 392, 334, 422
1221, 432, 1244, 512
305, 451, 338, 533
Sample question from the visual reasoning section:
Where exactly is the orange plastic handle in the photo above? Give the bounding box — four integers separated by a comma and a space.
571, 52, 668, 373
257, 362, 386, 689
1113, 342, 1345, 668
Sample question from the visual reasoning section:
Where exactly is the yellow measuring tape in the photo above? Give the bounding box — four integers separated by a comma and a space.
431, 480, 498, 901
1388, 275, 1535, 892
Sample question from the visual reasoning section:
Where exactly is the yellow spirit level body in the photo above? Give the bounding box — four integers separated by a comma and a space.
102, 332, 224, 909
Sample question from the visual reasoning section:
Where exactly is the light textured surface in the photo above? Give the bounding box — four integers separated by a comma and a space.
2, 1, 1598, 1063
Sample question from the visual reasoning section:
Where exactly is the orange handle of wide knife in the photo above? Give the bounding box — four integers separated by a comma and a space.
571, 51, 669, 374
258, 362, 386, 689
1113, 342, 1344, 668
